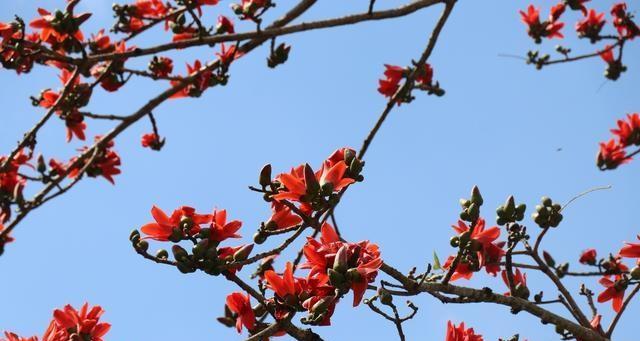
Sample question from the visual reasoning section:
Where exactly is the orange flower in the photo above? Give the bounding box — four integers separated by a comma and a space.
43, 303, 110, 341
209, 209, 242, 242
140, 205, 212, 241
445, 321, 483, 341
225, 292, 256, 333
598, 275, 627, 312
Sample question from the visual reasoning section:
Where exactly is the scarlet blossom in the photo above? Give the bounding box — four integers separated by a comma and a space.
131, 0, 170, 19
68, 137, 121, 183
601, 255, 629, 274
445, 321, 484, 341
579, 248, 598, 265
0, 150, 30, 223
265, 202, 303, 230
577, 314, 604, 341
216, 43, 243, 65
232, 0, 271, 21
91, 41, 130, 92
597, 275, 627, 312
170, 60, 212, 99
43, 303, 110, 341
611, 3, 639, 39
501, 268, 528, 296
172, 27, 199, 42
599, 45, 616, 64
217, 244, 251, 274
208, 209, 242, 242
29, 8, 88, 44
619, 235, 640, 258
443, 218, 505, 281
378, 64, 404, 97
597, 139, 628, 170
611, 113, 640, 147
575, 9, 606, 41
216, 15, 235, 34
141, 133, 164, 150
140, 205, 212, 241
225, 292, 256, 333
48, 158, 67, 177
301, 223, 382, 306
265, 261, 299, 300
519, 4, 565, 43
148, 56, 174, 78
87, 30, 114, 54
1, 332, 38, 341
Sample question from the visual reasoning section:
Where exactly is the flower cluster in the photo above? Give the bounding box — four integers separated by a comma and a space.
377, 63, 443, 102
519, 4, 565, 43
1, 303, 110, 341
0, 150, 30, 223
597, 113, 639, 170
445, 321, 484, 341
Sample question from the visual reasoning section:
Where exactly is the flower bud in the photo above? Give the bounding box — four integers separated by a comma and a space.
172, 245, 189, 262
192, 239, 210, 260
177, 261, 196, 274
630, 266, 640, 280
504, 195, 516, 216
449, 236, 460, 247
542, 251, 556, 268
333, 245, 349, 273
129, 229, 141, 243
378, 288, 393, 306
37, 155, 47, 173
304, 163, 320, 194
253, 231, 267, 244
259, 164, 272, 187
233, 244, 254, 261
156, 249, 169, 260
470, 186, 483, 206
541, 196, 552, 207
136, 240, 149, 252
346, 268, 362, 282
311, 297, 332, 314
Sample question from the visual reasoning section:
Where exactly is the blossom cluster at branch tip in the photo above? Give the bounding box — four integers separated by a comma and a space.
377, 63, 443, 102
1, 303, 110, 341
598, 113, 639, 170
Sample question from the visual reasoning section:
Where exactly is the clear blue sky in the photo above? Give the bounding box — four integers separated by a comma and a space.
1, 0, 638, 340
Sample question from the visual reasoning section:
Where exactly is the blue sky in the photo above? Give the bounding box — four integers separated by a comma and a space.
1, 0, 639, 340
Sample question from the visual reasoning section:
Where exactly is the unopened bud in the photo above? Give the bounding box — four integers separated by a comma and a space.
172, 245, 189, 262
259, 164, 272, 187
328, 268, 346, 287
233, 244, 254, 261
156, 249, 169, 260
470, 186, 483, 206
333, 245, 349, 273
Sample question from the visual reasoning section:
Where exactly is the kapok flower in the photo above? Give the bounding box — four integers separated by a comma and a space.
575, 9, 606, 42
265, 202, 303, 230
599, 45, 626, 80
519, 4, 565, 43
443, 218, 505, 281
611, 3, 639, 39
67, 137, 121, 183
501, 268, 529, 298
87, 30, 114, 54
597, 139, 628, 170
209, 209, 242, 242
597, 275, 627, 312
619, 235, 640, 258
216, 15, 235, 34
141, 133, 164, 150
1, 332, 38, 341
445, 321, 484, 341
170, 60, 213, 99
579, 248, 598, 265
601, 254, 629, 274
0, 150, 30, 222
216, 43, 243, 65
225, 292, 256, 333
43, 303, 110, 341
611, 113, 640, 147
148, 56, 174, 78
301, 223, 382, 306
29, 8, 90, 44
140, 205, 212, 241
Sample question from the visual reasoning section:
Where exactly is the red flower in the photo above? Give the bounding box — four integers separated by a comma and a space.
265, 261, 299, 299
519, 4, 564, 42
216, 43, 243, 65
599, 45, 616, 64
265, 202, 303, 230
140, 205, 212, 241
87, 30, 114, 54
619, 235, 640, 258
579, 248, 598, 265
445, 321, 484, 341
575, 9, 606, 40
0, 150, 30, 222
377, 78, 400, 98
216, 15, 235, 34
170, 60, 213, 99
597, 139, 628, 170
149, 56, 174, 78
2, 332, 38, 341
225, 292, 256, 333
209, 209, 242, 242
301, 223, 382, 306
597, 275, 627, 312
601, 255, 629, 274
0, 222, 15, 248
611, 113, 640, 147
43, 303, 110, 341
141, 133, 164, 150
611, 3, 639, 39
29, 8, 88, 44
501, 268, 527, 296
443, 218, 505, 281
